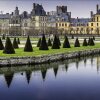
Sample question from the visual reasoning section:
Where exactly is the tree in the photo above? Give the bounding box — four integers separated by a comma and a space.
48, 38, 52, 46
17, 38, 20, 44
89, 38, 95, 46
74, 38, 80, 47
2, 34, 5, 40
13, 37, 19, 49
52, 35, 60, 49
0, 38, 4, 50
88, 37, 91, 45
37, 38, 41, 47
39, 34, 48, 50
3, 37, 15, 54
24, 36, 33, 52
57, 36, 61, 46
83, 38, 88, 46
63, 36, 70, 48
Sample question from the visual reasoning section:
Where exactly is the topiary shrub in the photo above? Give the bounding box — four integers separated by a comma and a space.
83, 38, 88, 46
72, 35, 74, 39
3, 37, 15, 54
89, 38, 95, 46
24, 35, 33, 52
13, 37, 19, 49
63, 36, 70, 48
17, 38, 20, 44
39, 34, 48, 50
74, 38, 80, 47
52, 35, 60, 49
93, 36, 95, 40
2, 34, 5, 40
88, 37, 91, 45
37, 38, 41, 47
48, 38, 52, 46
0, 38, 4, 50
57, 36, 61, 46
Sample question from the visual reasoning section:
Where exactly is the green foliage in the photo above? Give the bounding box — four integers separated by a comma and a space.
88, 37, 91, 45
83, 38, 88, 46
57, 36, 61, 46
3, 37, 15, 54
89, 38, 95, 46
48, 38, 52, 46
24, 36, 33, 52
93, 36, 95, 40
37, 38, 41, 47
72, 35, 74, 39
52, 35, 60, 49
13, 37, 19, 49
2, 34, 5, 40
74, 38, 80, 47
17, 38, 20, 44
63, 36, 70, 48
39, 34, 48, 50
0, 38, 4, 50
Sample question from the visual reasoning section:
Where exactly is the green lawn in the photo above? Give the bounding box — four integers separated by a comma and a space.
0, 43, 100, 57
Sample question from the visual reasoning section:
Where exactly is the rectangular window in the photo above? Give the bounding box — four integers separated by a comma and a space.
97, 17, 98, 22
97, 23, 99, 26
91, 23, 93, 26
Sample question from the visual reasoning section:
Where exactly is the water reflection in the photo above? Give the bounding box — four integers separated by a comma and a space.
0, 56, 100, 100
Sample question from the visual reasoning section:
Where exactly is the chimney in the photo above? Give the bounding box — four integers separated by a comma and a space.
96, 4, 99, 13
90, 11, 93, 17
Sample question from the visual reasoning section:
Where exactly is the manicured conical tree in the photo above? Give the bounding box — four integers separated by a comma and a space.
0, 38, 4, 50
88, 37, 91, 45
17, 38, 20, 44
48, 38, 52, 46
90, 38, 95, 46
2, 34, 5, 40
74, 38, 80, 47
63, 36, 70, 48
52, 35, 60, 49
57, 36, 61, 46
24, 36, 33, 52
83, 38, 88, 46
13, 37, 19, 49
37, 38, 41, 47
39, 34, 48, 50
93, 36, 95, 40
72, 35, 74, 39
3, 37, 15, 54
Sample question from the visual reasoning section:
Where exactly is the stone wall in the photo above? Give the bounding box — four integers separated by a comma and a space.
0, 49, 100, 67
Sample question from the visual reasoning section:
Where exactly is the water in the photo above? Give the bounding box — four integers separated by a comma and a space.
0, 56, 100, 100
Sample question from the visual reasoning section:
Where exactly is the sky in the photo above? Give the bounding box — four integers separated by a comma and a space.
0, 0, 100, 18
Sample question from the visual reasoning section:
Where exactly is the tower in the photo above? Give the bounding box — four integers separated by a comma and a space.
96, 4, 99, 13
14, 6, 19, 16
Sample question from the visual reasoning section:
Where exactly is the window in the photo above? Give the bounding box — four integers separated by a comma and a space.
62, 23, 64, 26
97, 17, 98, 22
91, 23, 93, 26
56, 23, 58, 27
65, 23, 67, 26
91, 28, 93, 31
97, 23, 99, 26
59, 23, 61, 26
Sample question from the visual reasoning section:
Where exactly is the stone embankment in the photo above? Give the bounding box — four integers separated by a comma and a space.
0, 49, 100, 67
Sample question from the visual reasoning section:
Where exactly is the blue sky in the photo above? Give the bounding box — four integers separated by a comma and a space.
0, 0, 100, 18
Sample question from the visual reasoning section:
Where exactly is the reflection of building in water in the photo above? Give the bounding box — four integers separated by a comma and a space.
25, 70, 32, 84
4, 72, 14, 88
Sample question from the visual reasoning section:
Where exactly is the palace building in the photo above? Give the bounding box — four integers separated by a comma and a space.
0, 3, 99, 35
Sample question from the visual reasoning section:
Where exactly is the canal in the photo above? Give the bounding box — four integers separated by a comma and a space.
0, 56, 100, 100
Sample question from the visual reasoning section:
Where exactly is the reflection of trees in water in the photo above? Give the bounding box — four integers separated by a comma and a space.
91, 56, 94, 67
41, 68, 47, 81
84, 58, 87, 67
25, 70, 32, 84
4, 72, 14, 88
53, 67, 58, 77
97, 56, 100, 73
